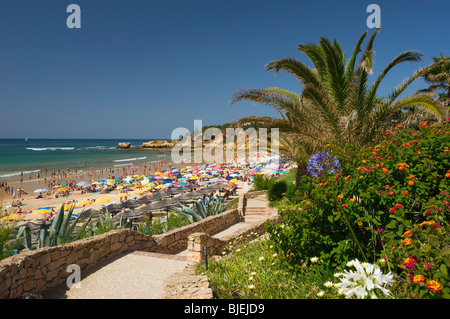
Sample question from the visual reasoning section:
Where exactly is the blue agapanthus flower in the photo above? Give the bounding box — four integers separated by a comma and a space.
306, 152, 341, 177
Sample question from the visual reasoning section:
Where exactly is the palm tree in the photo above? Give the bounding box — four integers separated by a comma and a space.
230, 89, 323, 184
417, 53, 450, 108
231, 29, 448, 180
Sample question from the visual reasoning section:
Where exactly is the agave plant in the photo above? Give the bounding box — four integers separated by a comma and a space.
171, 195, 228, 223
16, 203, 94, 251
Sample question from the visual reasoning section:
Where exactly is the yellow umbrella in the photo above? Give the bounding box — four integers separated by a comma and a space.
130, 189, 143, 195
76, 200, 92, 207
116, 193, 130, 197
31, 209, 51, 215
230, 179, 239, 183
1, 214, 24, 221
190, 176, 199, 180
57, 187, 69, 192
141, 187, 152, 192
95, 196, 111, 204
155, 184, 165, 189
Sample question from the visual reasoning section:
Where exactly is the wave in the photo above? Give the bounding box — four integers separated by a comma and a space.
0, 169, 41, 178
113, 163, 134, 167
26, 147, 75, 151
84, 146, 107, 149
113, 157, 147, 163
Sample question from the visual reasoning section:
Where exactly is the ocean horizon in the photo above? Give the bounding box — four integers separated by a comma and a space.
0, 138, 171, 182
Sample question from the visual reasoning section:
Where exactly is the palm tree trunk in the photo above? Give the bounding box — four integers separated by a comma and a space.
295, 162, 308, 185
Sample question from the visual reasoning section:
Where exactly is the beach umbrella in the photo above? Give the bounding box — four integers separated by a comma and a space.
77, 182, 87, 187
130, 189, 144, 195
114, 178, 121, 182
77, 208, 102, 219
138, 202, 164, 213
136, 196, 154, 204
100, 204, 122, 213
190, 176, 199, 180
33, 188, 49, 193
116, 193, 130, 198
120, 199, 141, 209
76, 200, 93, 207
82, 184, 92, 189
157, 198, 181, 207
63, 204, 74, 210
1, 214, 24, 221
95, 196, 111, 204
31, 209, 51, 215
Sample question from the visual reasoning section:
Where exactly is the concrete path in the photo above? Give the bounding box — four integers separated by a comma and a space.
42, 190, 269, 299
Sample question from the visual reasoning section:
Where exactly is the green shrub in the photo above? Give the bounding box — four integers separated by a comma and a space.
285, 176, 313, 204
253, 174, 273, 191
267, 180, 288, 202
267, 120, 450, 298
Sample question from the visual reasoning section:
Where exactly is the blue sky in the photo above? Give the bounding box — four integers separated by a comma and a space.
0, 0, 449, 139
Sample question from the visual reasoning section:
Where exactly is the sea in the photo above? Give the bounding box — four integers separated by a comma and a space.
0, 138, 171, 182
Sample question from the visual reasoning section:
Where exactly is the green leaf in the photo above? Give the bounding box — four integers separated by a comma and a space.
440, 264, 448, 277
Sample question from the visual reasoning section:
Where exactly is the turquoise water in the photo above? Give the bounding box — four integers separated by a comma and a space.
0, 139, 170, 181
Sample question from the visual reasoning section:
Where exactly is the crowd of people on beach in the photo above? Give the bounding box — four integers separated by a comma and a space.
1, 156, 292, 221
1, 159, 173, 198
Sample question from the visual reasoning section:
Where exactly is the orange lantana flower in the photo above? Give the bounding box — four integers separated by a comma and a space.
401, 238, 413, 245
402, 230, 413, 237
413, 275, 425, 283
427, 280, 442, 293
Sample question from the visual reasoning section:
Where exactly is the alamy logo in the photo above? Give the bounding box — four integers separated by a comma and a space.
171, 120, 279, 165
66, 4, 81, 29
366, 4, 381, 29
66, 264, 81, 288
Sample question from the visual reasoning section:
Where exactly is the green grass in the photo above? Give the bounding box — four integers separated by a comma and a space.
195, 233, 342, 299
275, 168, 296, 185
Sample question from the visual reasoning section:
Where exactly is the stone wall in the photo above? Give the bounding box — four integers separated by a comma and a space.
0, 208, 241, 299
186, 209, 282, 263
245, 190, 267, 199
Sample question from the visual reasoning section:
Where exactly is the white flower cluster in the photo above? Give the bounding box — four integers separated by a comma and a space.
336, 259, 395, 299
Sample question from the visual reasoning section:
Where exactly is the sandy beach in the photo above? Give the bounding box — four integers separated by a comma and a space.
1, 155, 291, 225
1, 157, 205, 218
